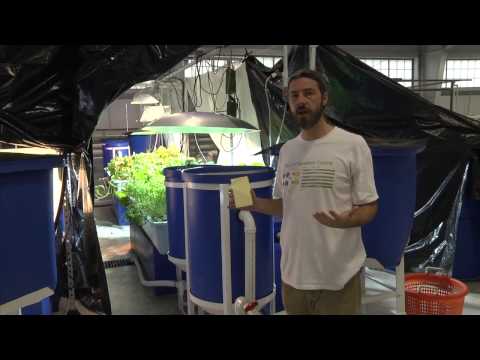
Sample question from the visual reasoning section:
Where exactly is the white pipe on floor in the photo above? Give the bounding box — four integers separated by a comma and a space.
130, 251, 177, 288
0, 287, 53, 315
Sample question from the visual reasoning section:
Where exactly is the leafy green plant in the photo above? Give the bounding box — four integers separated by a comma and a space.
107, 145, 196, 226
238, 161, 266, 166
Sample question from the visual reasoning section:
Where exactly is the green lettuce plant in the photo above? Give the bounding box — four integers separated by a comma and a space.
107, 146, 196, 226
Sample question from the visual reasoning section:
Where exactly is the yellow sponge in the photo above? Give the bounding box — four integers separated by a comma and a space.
230, 176, 253, 208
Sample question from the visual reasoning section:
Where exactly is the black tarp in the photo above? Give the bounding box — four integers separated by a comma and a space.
245, 45, 480, 273
0, 45, 198, 149
0, 45, 199, 314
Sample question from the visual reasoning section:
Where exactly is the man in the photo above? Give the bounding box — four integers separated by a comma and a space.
232, 69, 379, 315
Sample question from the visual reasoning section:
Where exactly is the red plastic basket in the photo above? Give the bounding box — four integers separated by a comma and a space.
404, 273, 469, 315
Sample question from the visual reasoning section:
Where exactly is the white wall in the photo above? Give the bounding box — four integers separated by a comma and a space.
96, 100, 142, 131
436, 90, 480, 116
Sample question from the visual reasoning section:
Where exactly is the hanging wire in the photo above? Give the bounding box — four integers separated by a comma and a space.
194, 133, 208, 163
275, 102, 288, 145
220, 133, 244, 152
264, 74, 275, 147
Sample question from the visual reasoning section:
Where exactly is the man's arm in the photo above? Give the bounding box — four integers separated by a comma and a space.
313, 201, 378, 229
229, 190, 283, 217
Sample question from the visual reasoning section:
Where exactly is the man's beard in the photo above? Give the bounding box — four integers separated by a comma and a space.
295, 105, 325, 130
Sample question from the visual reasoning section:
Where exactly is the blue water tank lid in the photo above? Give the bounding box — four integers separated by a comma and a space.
0, 154, 64, 175
370, 144, 426, 157
103, 138, 130, 147
182, 165, 275, 184
163, 165, 223, 182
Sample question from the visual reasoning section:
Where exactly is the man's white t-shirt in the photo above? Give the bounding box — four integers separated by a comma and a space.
273, 127, 379, 291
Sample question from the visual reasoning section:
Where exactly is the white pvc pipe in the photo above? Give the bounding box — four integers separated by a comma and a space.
0, 287, 53, 315
175, 267, 185, 314
219, 184, 234, 315
271, 244, 276, 315
239, 210, 256, 302
130, 251, 177, 288
183, 185, 195, 315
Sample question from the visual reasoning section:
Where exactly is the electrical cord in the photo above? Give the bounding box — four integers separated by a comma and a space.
194, 133, 208, 163
264, 73, 275, 147
275, 102, 287, 145
220, 133, 244, 152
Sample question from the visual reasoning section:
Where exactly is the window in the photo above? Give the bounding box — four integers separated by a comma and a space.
360, 58, 413, 87
443, 60, 480, 88
184, 58, 243, 78
184, 56, 282, 78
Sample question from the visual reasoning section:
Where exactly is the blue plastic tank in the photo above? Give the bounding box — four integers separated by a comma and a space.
181, 166, 275, 305
130, 223, 177, 296
452, 166, 480, 280
0, 154, 64, 314
362, 146, 422, 269
112, 195, 129, 226
128, 134, 157, 154
163, 165, 223, 265
102, 138, 130, 175
274, 242, 284, 312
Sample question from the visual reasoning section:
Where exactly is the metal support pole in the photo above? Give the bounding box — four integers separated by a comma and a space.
230, 134, 234, 166
283, 45, 289, 91
450, 81, 454, 111
309, 45, 318, 70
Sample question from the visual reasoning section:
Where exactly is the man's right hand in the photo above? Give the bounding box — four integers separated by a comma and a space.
228, 189, 257, 212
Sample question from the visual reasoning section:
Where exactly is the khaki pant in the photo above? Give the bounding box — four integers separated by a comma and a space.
282, 272, 362, 315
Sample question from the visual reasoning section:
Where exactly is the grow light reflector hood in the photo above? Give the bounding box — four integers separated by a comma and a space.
140, 112, 259, 134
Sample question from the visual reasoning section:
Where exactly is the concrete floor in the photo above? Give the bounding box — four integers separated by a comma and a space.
106, 266, 180, 315
95, 203, 480, 316
95, 203, 180, 315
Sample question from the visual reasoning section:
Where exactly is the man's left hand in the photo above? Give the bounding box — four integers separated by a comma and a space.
313, 208, 356, 229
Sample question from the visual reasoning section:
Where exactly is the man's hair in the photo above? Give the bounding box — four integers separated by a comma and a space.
288, 69, 329, 94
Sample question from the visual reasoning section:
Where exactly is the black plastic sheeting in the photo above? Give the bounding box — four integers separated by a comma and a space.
0, 45, 198, 150
245, 45, 480, 273
0, 45, 199, 314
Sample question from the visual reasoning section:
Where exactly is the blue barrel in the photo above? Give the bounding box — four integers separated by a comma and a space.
273, 217, 282, 243
128, 134, 157, 154
453, 167, 480, 280
102, 138, 130, 175
182, 166, 275, 304
112, 195, 129, 225
362, 146, 422, 269
274, 242, 284, 312
163, 165, 223, 265
0, 154, 64, 314
22, 298, 52, 315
